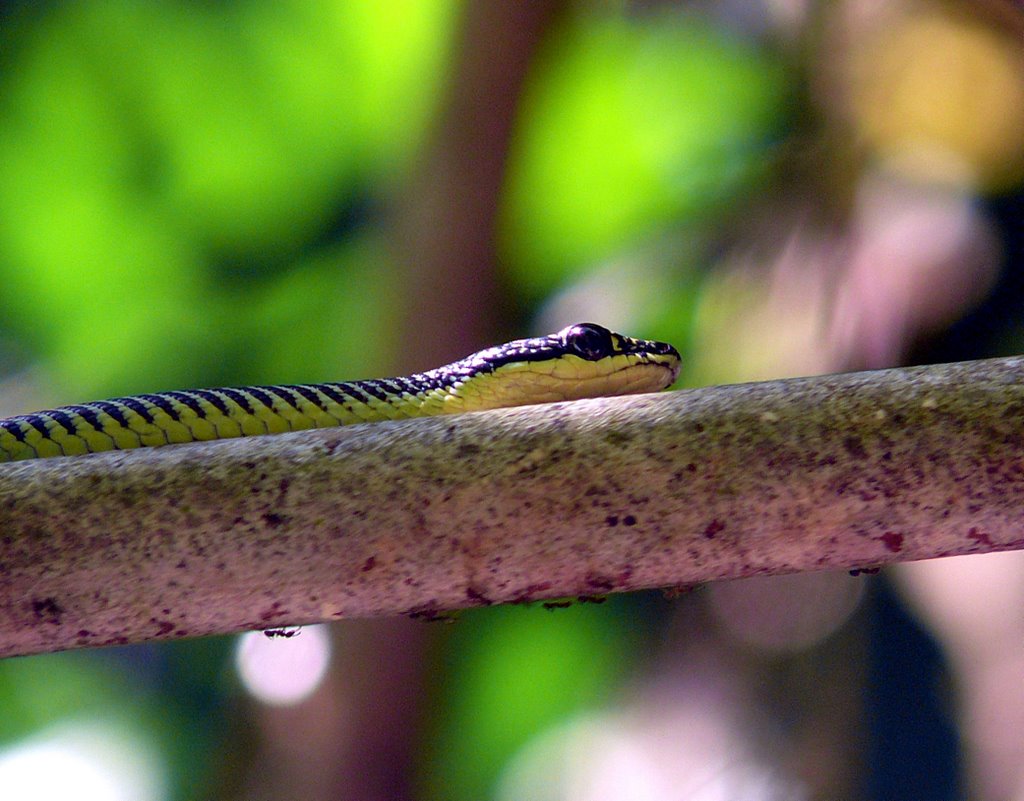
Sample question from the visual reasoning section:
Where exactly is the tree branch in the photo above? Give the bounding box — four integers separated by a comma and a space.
3, 357, 1024, 658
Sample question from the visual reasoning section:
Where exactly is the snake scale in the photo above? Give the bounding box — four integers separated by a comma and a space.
0, 323, 680, 462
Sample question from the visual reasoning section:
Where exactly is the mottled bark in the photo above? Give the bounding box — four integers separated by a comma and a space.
3, 357, 1024, 658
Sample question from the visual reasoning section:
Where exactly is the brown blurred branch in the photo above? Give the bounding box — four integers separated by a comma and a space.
4, 357, 1024, 659
381, 5, 566, 798
395, 1, 567, 366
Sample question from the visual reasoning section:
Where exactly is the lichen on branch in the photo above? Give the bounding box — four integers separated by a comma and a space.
3, 356, 1024, 659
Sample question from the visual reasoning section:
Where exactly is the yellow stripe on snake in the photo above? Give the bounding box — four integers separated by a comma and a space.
0, 323, 680, 462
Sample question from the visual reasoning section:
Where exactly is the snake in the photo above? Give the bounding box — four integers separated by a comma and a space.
0, 322, 680, 462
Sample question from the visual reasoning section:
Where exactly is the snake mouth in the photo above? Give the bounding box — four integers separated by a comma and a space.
641, 352, 682, 385
607, 359, 680, 397
533, 357, 681, 403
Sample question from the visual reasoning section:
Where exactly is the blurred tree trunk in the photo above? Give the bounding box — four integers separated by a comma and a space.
338, 4, 568, 800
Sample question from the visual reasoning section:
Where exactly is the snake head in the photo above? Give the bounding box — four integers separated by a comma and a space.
432, 323, 682, 413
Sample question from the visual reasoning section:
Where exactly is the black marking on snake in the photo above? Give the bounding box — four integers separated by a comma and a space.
243, 386, 276, 410
23, 415, 50, 438
1, 420, 27, 442
45, 409, 78, 435
162, 391, 206, 418
260, 385, 301, 410
104, 397, 152, 426
392, 376, 423, 394
318, 382, 363, 407
403, 373, 427, 390
189, 389, 232, 417
138, 393, 182, 421
83, 399, 128, 426
84, 405, 134, 430
218, 388, 256, 416
376, 378, 409, 396
64, 405, 105, 431
285, 384, 329, 411
359, 380, 391, 403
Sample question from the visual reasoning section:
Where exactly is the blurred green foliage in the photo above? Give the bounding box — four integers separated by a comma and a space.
427, 601, 639, 801
0, 643, 227, 801
502, 14, 787, 297
0, 0, 455, 396
0, 3, 787, 800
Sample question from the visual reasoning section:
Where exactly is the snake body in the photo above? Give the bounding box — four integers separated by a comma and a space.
0, 323, 680, 462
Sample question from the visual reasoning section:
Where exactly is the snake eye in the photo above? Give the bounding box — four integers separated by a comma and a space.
562, 323, 614, 360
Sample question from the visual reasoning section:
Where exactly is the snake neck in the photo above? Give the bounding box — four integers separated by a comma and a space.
318, 375, 455, 421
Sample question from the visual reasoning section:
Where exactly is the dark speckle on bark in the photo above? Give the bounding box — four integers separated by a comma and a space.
843, 436, 868, 460
31, 597, 63, 625
879, 531, 904, 552
703, 519, 726, 539
263, 512, 286, 528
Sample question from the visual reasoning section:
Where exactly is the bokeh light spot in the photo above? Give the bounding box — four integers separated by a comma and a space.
235, 625, 332, 706
0, 719, 166, 801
